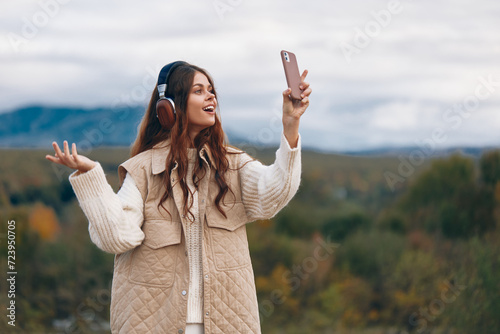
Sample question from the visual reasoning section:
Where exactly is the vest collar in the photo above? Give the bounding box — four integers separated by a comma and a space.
151, 138, 216, 175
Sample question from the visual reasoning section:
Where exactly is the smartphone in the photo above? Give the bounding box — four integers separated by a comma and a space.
280, 50, 303, 100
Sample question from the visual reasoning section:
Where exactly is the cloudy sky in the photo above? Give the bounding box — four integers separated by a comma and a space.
1, 0, 500, 151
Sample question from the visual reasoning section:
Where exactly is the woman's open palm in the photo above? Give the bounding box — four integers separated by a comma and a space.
45, 140, 96, 173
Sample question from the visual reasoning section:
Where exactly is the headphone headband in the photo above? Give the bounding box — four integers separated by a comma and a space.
155, 61, 188, 130
157, 61, 188, 98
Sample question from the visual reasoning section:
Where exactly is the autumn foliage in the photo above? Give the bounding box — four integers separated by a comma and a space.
0, 146, 499, 333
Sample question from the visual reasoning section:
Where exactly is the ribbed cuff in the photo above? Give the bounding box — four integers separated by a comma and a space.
69, 162, 111, 203
276, 132, 301, 171
281, 131, 301, 152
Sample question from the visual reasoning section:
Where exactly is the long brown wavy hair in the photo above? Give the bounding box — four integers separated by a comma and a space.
130, 62, 237, 221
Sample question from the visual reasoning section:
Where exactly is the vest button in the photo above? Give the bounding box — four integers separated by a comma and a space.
206, 312, 209, 316
201, 199, 205, 203
181, 290, 187, 296
205, 275, 208, 279
178, 329, 183, 334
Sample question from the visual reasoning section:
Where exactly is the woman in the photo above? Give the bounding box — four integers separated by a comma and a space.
45, 61, 311, 334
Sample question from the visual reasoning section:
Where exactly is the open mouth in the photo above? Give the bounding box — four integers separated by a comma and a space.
203, 105, 215, 112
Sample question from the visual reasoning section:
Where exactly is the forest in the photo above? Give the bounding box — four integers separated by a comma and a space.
0, 145, 499, 333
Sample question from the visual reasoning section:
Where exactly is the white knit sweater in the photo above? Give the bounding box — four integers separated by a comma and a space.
68, 132, 301, 324
185, 148, 203, 323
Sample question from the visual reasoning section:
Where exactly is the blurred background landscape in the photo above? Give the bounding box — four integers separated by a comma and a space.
1, 0, 500, 333
1, 107, 499, 332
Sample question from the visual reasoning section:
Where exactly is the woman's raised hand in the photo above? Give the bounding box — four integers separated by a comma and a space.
281, 69, 312, 148
45, 140, 96, 173
282, 69, 312, 120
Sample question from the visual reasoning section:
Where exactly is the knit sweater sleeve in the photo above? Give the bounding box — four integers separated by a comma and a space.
239, 132, 302, 221
68, 162, 145, 254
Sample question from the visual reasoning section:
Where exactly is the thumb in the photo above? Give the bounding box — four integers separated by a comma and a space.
282, 88, 292, 103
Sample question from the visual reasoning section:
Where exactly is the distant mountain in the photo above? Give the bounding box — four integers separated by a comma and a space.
0, 105, 145, 148
0, 105, 255, 149
0, 105, 497, 158
335, 146, 490, 158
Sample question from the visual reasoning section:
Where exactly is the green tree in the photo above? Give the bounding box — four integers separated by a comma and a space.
321, 210, 369, 242
401, 154, 495, 238
480, 150, 500, 186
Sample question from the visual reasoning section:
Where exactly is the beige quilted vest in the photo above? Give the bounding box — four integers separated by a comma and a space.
112, 138, 261, 334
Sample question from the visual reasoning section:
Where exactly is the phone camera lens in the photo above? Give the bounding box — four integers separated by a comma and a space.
283, 51, 290, 62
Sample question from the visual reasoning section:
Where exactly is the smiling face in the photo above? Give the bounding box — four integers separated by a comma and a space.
186, 71, 217, 139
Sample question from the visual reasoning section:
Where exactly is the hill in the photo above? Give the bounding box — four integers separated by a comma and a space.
0, 105, 497, 158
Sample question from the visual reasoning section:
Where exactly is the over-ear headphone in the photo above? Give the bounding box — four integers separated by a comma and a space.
156, 61, 188, 129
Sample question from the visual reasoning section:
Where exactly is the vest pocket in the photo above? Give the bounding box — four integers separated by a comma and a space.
128, 220, 182, 287
205, 202, 252, 271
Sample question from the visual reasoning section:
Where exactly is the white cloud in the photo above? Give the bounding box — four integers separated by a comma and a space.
1, 0, 499, 150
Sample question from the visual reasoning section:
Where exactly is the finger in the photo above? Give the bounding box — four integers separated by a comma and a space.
299, 81, 310, 90
72, 143, 78, 161
300, 69, 308, 82
301, 87, 312, 99
53, 141, 72, 165
53, 141, 64, 159
63, 140, 70, 156
45, 154, 62, 164
301, 96, 310, 107
282, 88, 292, 101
